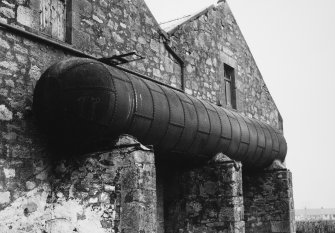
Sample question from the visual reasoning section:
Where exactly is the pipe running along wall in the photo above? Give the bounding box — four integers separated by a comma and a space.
33, 58, 287, 168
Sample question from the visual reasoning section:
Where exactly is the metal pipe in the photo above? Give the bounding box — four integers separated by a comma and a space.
33, 58, 287, 169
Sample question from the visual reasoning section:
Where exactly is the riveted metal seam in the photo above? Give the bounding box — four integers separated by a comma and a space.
277, 132, 287, 161
262, 123, 273, 164
62, 86, 115, 92
109, 68, 117, 127
197, 100, 213, 154
252, 120, 265, 166
239, 113, 252, 163
222, 108, 234, 158
264, 123, 278, 163
230, 111, 242, 161
183, 95, 200, 153
253, 120, 268, 167
246, 118, 260, 166
170, 89, 186, 151
138, 78, 155, 142
242, 116, 254, 164
212, 105, 224, 154
123, 72, 137, 133
266, 123, 279, 152
156, 85, 171, 147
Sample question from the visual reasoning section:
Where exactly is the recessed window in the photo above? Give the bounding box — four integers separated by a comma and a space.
217, 64, 236, 109
40, 0, 66, 41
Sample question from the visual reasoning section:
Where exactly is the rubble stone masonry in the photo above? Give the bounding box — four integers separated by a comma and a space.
0, 135, 157, 233
169, 3, 282, 129
243, 169, 295, 233
160, 160, 245, 233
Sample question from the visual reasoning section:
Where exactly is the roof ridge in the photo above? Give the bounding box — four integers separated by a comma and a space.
159, 14, 192, 26
161, 4, 216, 34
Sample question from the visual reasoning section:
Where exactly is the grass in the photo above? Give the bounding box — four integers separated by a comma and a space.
296, 220, 335, 233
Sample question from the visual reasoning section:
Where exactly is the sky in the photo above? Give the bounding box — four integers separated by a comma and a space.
144, 0, 335, 209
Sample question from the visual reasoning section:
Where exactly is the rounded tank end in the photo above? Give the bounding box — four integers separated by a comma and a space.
33, 58, 118, 151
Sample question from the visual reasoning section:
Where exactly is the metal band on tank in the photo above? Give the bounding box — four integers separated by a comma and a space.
215, 107, 233, 155
174, 93, 199, 154
138, 77, 156, 144
198, 99, 213, 154
170, 90, 188, 152
242, 116, 258, 164
202, 100, 223, 155
164, 88, 185, 151
230, 111, 248, 161
264, 123, 279, 162
211, 104, 224, 154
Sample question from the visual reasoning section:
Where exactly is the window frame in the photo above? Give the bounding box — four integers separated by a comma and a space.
217, 63, 237, 109
38, 0, 72, 43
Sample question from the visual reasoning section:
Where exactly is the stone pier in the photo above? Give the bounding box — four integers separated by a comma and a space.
159, 158, 245, 233
243, 169, 295, 233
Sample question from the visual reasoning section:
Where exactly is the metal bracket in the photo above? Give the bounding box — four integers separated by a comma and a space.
98, 51, 145, 66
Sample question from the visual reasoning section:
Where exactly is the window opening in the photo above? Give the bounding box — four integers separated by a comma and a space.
217, 64, 236, 109
40, 0, 66, 41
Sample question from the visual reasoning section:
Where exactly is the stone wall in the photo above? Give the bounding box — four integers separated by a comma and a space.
0, 135, 157, 233
0, 0, 183, 87
243, 169, 295, 233
168, 2, 282, 129
158, 159, 244, 233
69, 0, 183, 88
0, 30, 70, 227
156, 159, 295, 233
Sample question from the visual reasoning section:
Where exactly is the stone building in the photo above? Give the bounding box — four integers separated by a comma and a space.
0, 0, 294, 232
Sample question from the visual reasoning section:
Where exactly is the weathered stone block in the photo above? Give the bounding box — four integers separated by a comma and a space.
150, 39, 160, 53
17, 6, 33, 28
121, 203, 157, 233
0, 61, 18, 72
0, 191, 10, 204
270, 221, 291, 232
0, 105, 13, 121
3, 168, 15, 178
125, 163, 156, 190
0, 7, 15, 18
73, 0, 92, 17
72, 28, 91, 51
132, 150, 155, 164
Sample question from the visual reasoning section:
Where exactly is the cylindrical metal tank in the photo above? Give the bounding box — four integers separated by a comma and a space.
33, 58, 287, 168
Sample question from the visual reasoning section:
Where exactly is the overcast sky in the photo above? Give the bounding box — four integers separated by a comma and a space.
144, 0, 335, 209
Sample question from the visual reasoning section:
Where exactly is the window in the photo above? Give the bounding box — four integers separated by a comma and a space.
40, 0, 66, 41
217, 64, 236, 109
